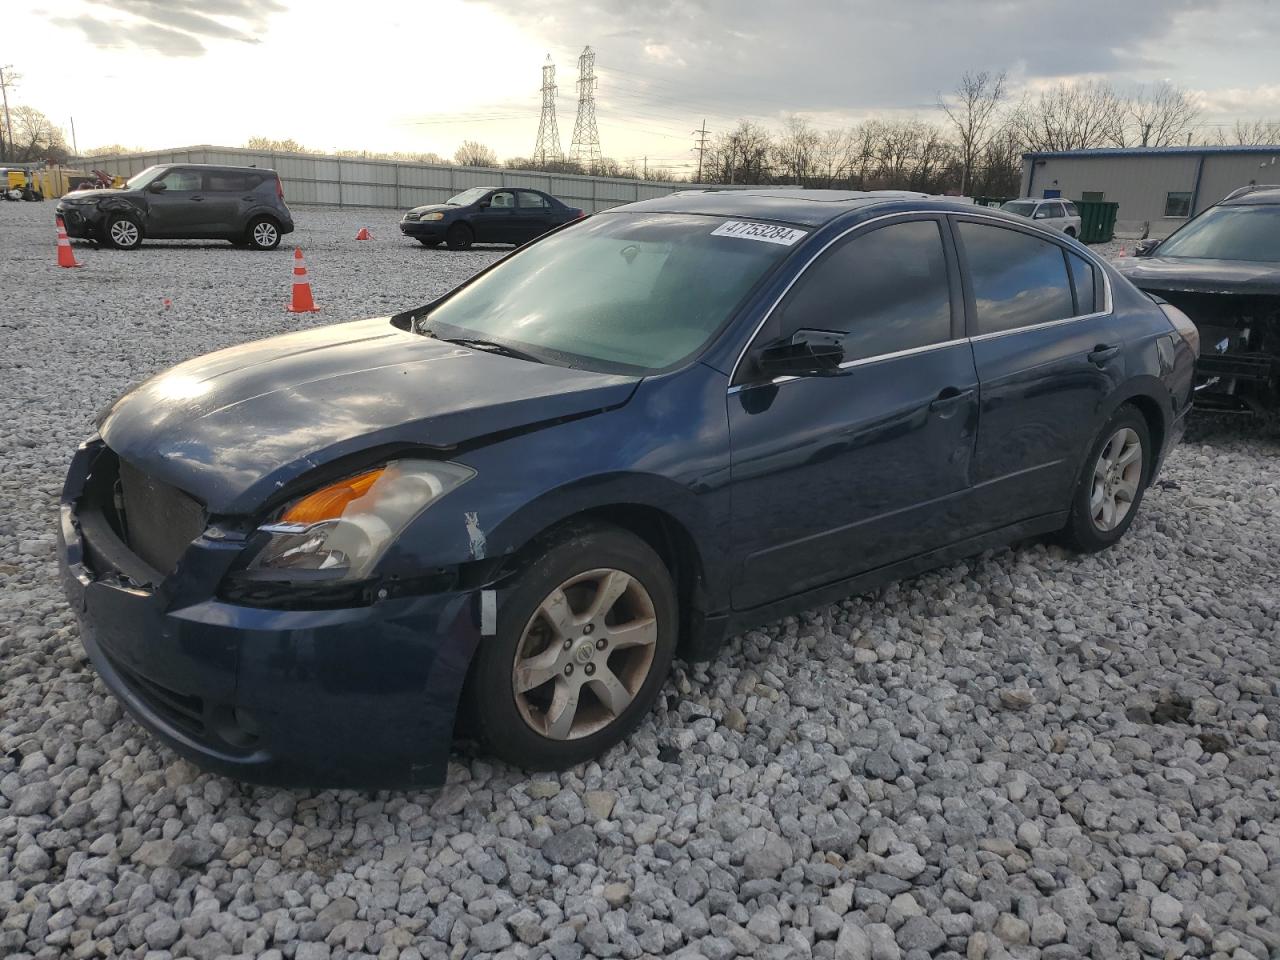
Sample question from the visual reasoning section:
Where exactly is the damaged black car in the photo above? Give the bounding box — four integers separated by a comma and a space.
1116, 185, 1280, 415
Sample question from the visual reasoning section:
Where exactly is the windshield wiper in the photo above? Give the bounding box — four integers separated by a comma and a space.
428, 332, 544, 364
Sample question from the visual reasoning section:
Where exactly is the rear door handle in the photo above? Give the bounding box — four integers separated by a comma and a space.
929, 387, 975, 416
190, 195, 204, 202
1088, 344, 1120, 365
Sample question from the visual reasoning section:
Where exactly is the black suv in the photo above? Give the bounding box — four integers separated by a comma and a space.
1116, 184, 1280, 414
56, 164, 295, 250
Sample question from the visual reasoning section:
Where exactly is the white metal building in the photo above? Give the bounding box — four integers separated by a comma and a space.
1020, 145, 1280, 234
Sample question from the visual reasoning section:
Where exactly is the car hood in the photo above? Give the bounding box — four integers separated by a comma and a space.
408, 203, 456, 215
1114, 256, 1280, 295
60, 188, 130, 202
98, 317, 639, 515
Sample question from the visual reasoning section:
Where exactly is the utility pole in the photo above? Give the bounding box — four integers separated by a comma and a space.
70, 116, 78, 158
642, 156, 647, 180
569, 45, 602, 173
533, 55, 563, 167
0, 66, 18, 162
693, 119, 708, 183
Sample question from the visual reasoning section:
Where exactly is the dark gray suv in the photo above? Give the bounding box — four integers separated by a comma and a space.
56, 164, 295, 250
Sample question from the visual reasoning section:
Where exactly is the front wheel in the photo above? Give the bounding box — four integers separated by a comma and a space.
445, 222, 473, 250
467, 524, 677, 771
246, 216, 282, 250
104, 214, 143, 249
1064, 226, 1077, 238
1060, 406, 1151, 552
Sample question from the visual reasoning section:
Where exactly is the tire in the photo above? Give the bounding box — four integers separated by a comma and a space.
446, 222, 473, 250
1064, 226, 1077, 238
416, 238, 440, 248
468, 523, 677, 771
246, 216, 282, 250
1060, 406, 1152, 552
104, 213, 143, 249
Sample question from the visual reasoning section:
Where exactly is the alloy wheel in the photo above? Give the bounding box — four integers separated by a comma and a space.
253, 221, 278, 247
110, 220, 140, 247
512, 568, 658, 740
1090, 426, 1143, 532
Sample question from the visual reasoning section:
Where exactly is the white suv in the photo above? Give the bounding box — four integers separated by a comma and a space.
1000, 198, 1083, 238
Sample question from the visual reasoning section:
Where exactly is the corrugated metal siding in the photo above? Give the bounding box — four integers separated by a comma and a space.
1195, 153, 1280, 212
76, 144, 710, 213
1021, 154, 1200, 222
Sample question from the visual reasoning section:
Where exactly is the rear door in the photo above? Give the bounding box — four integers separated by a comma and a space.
953, 216, 1120, 522
515, 190, 555, 241
471, 190, 517, 243
200, 169, 258, 236
145, 168, 208, 237
727, 215, 981, 608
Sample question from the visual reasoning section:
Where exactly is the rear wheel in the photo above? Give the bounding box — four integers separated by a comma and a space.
104, 214, 142, 249
468, 524, 677, 771
446, 222, 473, 250
1061, 406, 1151, 552
246, 216, 281, 250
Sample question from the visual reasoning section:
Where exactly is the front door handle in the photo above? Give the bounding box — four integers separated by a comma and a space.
1088, 344, 1120, 365
189, 195, 204, 202
929, 387, 975, 416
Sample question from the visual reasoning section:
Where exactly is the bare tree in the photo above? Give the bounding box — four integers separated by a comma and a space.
246, 136, 308, 152
9, 105, 65, 162
810, 128, 856, 187
1123, 83, 1201, 147
1009, 81, 1123, 152
938, 70, 1007, 194
704, 120, 773, 184
773, 115, 821, 185
454, 140, 497, 167
1217, 118, 1280, 145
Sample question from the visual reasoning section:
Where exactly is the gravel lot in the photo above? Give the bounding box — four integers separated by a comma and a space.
2, 200, 1278, 960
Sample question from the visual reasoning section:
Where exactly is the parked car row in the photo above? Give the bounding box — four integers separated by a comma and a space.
57, 187, 1199, 787
53, 162, 584, 253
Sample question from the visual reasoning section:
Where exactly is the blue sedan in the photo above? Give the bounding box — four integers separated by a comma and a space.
399, 186, 583, 249
58, 189, 1198, 787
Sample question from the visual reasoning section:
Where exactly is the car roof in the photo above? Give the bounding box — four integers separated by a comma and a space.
1221, 186, 1280, 206
616, 188, 972, 227
155, 162, 277, 174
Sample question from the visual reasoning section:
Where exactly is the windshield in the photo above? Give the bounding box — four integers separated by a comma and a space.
124, 165, 164, 190
1001, 200, 1037, 217
422, 212, 800, 373
447, 187, 489, 206
1156, 204, 1280, 262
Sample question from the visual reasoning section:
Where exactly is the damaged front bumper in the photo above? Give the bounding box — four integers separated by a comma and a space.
57, 438, 484, 788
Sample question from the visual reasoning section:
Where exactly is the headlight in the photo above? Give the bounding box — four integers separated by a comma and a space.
244, 460, 474, 582
420, 211, 445, 221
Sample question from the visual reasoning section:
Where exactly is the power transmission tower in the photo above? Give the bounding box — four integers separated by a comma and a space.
0, 66, 19, 162
569, 46, 602, 172
693, 119, 709, 183
533, 55, 563, 167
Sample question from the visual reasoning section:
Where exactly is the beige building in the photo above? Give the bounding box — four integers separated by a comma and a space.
1020, 146, 1280, 235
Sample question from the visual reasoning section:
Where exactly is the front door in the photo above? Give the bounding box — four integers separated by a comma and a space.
145, 168, 210, 237
471, 190, 517, 243
728, 216, 980, 609
952, 216, 1121, 520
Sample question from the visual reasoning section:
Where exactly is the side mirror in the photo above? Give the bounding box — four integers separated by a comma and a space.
147, 181, 167, 193
477, 199, 491, 209
756, 329, 845, 378
1134, 238, 1161, 257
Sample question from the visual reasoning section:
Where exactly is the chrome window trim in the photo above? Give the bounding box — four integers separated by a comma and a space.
726, 208, 1114, 392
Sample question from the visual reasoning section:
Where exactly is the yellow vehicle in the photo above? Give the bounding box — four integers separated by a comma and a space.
1, 167, 43, 201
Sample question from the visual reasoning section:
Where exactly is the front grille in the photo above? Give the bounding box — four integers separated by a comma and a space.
117, 458, 206, 574
106, 650, 206, 737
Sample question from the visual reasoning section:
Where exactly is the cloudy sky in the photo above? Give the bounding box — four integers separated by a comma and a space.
19, 0, 1280, 172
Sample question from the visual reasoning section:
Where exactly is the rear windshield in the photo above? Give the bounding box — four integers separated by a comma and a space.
1157, 204, 1280, 262
422, 212, 799, 373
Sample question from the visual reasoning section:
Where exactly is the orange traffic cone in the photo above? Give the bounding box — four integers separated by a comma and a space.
287, 248, 319, 313
355, 227, 372, 240
56, 217, 81, 268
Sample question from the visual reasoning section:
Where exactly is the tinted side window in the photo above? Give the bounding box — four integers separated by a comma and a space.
206, 171, 257, 191
959, 222, 1074, 335
773, 219, 953, 361
517, 190, 551, 209
1068, 252, 1097, 314
158, 169, 201, 191
489, 190, 515, 209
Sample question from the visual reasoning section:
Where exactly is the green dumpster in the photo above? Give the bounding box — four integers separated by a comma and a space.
1075, 200, 1119, 244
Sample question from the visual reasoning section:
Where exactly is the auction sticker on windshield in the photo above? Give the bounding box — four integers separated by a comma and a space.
711, 220, 808, 245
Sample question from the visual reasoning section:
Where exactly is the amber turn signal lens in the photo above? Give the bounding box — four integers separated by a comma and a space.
280, 468, 384, 525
